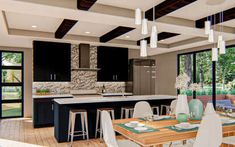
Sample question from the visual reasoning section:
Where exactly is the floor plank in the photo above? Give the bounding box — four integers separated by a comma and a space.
0, 118, 108, 147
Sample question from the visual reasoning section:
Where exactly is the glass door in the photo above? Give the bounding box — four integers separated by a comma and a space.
0, 51, 23, 118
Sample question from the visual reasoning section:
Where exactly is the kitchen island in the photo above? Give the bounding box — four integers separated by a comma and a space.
54, 95, 176, 142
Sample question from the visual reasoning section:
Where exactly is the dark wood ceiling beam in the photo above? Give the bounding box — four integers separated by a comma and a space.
145, 0, 197, 21
55, 19, 78, 39
196, 7, 235, 28
100, 26, 135, 43
77, 0, 97, 10
137, 32, 180, 45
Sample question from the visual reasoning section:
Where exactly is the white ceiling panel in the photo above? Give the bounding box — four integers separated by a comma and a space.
221, 19, 235, 28
97, 0, 164, 11
168, 0, 235, 20
68, 21, 116, 37
161, 35, 195, 44
5, 11, 63, 32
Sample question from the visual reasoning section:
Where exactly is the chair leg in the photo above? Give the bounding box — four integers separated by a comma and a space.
111, 110, 115, 120
99, 111, 103, 140
120, 108, 124, 119
125, 109, 129, 119
157, 107, 160, 115
67, 112, 71, 142
160, 105, 163, 115
81, 113, 85, 140
70, 113, 76, 146
130, 109, 134, 118
95, 110, 99, 138
84, 112, 89, 140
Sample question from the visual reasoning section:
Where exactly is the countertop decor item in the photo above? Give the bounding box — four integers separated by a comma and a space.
175, 73, 202, 118
189, 99, 203, 120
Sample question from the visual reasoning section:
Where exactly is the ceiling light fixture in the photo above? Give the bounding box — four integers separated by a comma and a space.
212, 48, 218, 61
150, 0, 157, 49
208, 29, 214, 43
32, 25, 37, 28
140, 40, 147, 57
85, 31, 90, 34
125, 35, 130, 38
135, 8, 142, 25
141, 18, 148, 35
204, 20, 210, 35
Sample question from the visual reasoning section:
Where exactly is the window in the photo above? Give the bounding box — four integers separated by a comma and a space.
0, 51, 24, 118
178, 46, 235, 108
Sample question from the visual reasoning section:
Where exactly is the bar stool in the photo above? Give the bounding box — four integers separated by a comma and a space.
120, 106, 134, 119
67, 109, 89, 145
160, 105, 170, 115
95, 108, 115, 140
151, 106, 160, 115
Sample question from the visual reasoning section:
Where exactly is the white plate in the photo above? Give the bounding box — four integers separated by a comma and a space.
221, 118, 235, 124
175, 123, 197, 129
137, 123, 145, 127
228, 113, 235, 118
153, 115, 171, 120
124, 123, 136, 128
134, 126, 148, 131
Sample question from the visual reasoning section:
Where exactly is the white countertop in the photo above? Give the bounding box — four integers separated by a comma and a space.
33, 94, 73, 99
101, 92, 133, 97
54, 95, 177, 104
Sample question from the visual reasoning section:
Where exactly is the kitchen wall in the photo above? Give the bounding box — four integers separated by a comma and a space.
33, 45, 139, 94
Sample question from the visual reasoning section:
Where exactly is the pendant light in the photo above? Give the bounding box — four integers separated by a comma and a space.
205, 20, 211, 35
150, 0, 157, 48
140, 40, 147, 57
219, 40, 226, 54
135, 8, 142, 25
141, 12, 148, 35
208, 29, 214, 43
212, 48, 218, 61
217, 35, 223, 48
150, 26, 157, 48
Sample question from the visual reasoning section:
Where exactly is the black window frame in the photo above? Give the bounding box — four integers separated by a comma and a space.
0, 50, 24, 118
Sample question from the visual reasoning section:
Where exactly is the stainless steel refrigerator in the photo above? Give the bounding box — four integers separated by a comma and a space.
126, 59, 156, 95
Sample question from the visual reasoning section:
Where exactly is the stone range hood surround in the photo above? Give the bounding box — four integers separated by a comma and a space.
33, 44, 126, 94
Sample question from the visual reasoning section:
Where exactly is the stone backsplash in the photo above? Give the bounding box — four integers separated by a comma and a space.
33, 44, 125, 94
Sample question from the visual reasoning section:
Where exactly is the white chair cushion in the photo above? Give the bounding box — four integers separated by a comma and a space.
222, 136, 235, 145
117, 140, 140, 147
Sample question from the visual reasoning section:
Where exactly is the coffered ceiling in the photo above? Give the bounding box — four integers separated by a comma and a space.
0, 0, 235, 56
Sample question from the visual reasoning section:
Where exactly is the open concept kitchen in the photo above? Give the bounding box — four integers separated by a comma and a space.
0, 0, 235, 147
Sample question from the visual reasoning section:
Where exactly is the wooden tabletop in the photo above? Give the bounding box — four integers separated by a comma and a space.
113, 117, 235, 147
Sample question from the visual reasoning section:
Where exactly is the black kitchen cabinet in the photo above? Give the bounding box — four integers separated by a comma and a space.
33, 41, 71, 82
33, 98, 54, 128
33, 97, 72, 128
97, 46, 128, 81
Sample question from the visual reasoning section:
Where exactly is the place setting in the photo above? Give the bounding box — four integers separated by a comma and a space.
165, 122, 200, 133
117, 121, 159, 134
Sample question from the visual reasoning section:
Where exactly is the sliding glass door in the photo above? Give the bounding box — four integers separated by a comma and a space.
0, 51, 24, 118
178, 46, 235, 107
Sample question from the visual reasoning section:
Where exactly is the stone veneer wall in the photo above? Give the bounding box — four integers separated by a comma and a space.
33, 44, 125, 94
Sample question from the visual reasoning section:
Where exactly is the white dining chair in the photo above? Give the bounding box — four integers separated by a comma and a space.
161, 99, 177, 115
133, 101, 153, 118
172, 106, 222, 147
101, 111, 140, 147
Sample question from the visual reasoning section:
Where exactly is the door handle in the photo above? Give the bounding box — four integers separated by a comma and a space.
51, 104, 54, 110
54, 74, 56, 80
116, 75, 118, 80
113, 75, 115, 80
50, 74, 53, 80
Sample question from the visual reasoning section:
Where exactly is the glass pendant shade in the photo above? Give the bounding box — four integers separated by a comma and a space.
212, 48, 218, 61
140, 40, 147, 57
150, 26, 157, 48
208, 29, 214, 43
205, 21, 211, 35
219, 40, 226, 54
141, 18, 148, 35
135, 8, 142, 25
217, 35, 223, 48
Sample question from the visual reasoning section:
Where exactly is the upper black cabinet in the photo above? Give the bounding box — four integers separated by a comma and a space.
33, 41, 71, 82
97, 46, 128, 82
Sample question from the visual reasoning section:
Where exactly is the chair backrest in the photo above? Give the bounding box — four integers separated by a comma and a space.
133, 101, 153, 118
170, 100, 177, 114
101, 111, 119, 147
193, 113, 222, 147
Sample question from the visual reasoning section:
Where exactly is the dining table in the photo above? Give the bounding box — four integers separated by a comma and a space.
112, 116, 235, 147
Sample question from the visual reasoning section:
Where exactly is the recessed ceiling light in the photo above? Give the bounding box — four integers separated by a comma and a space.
85, 31, 90, 34
31, 25, 37, 28
160, 39, 165, 42
125, 35, 130, 38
